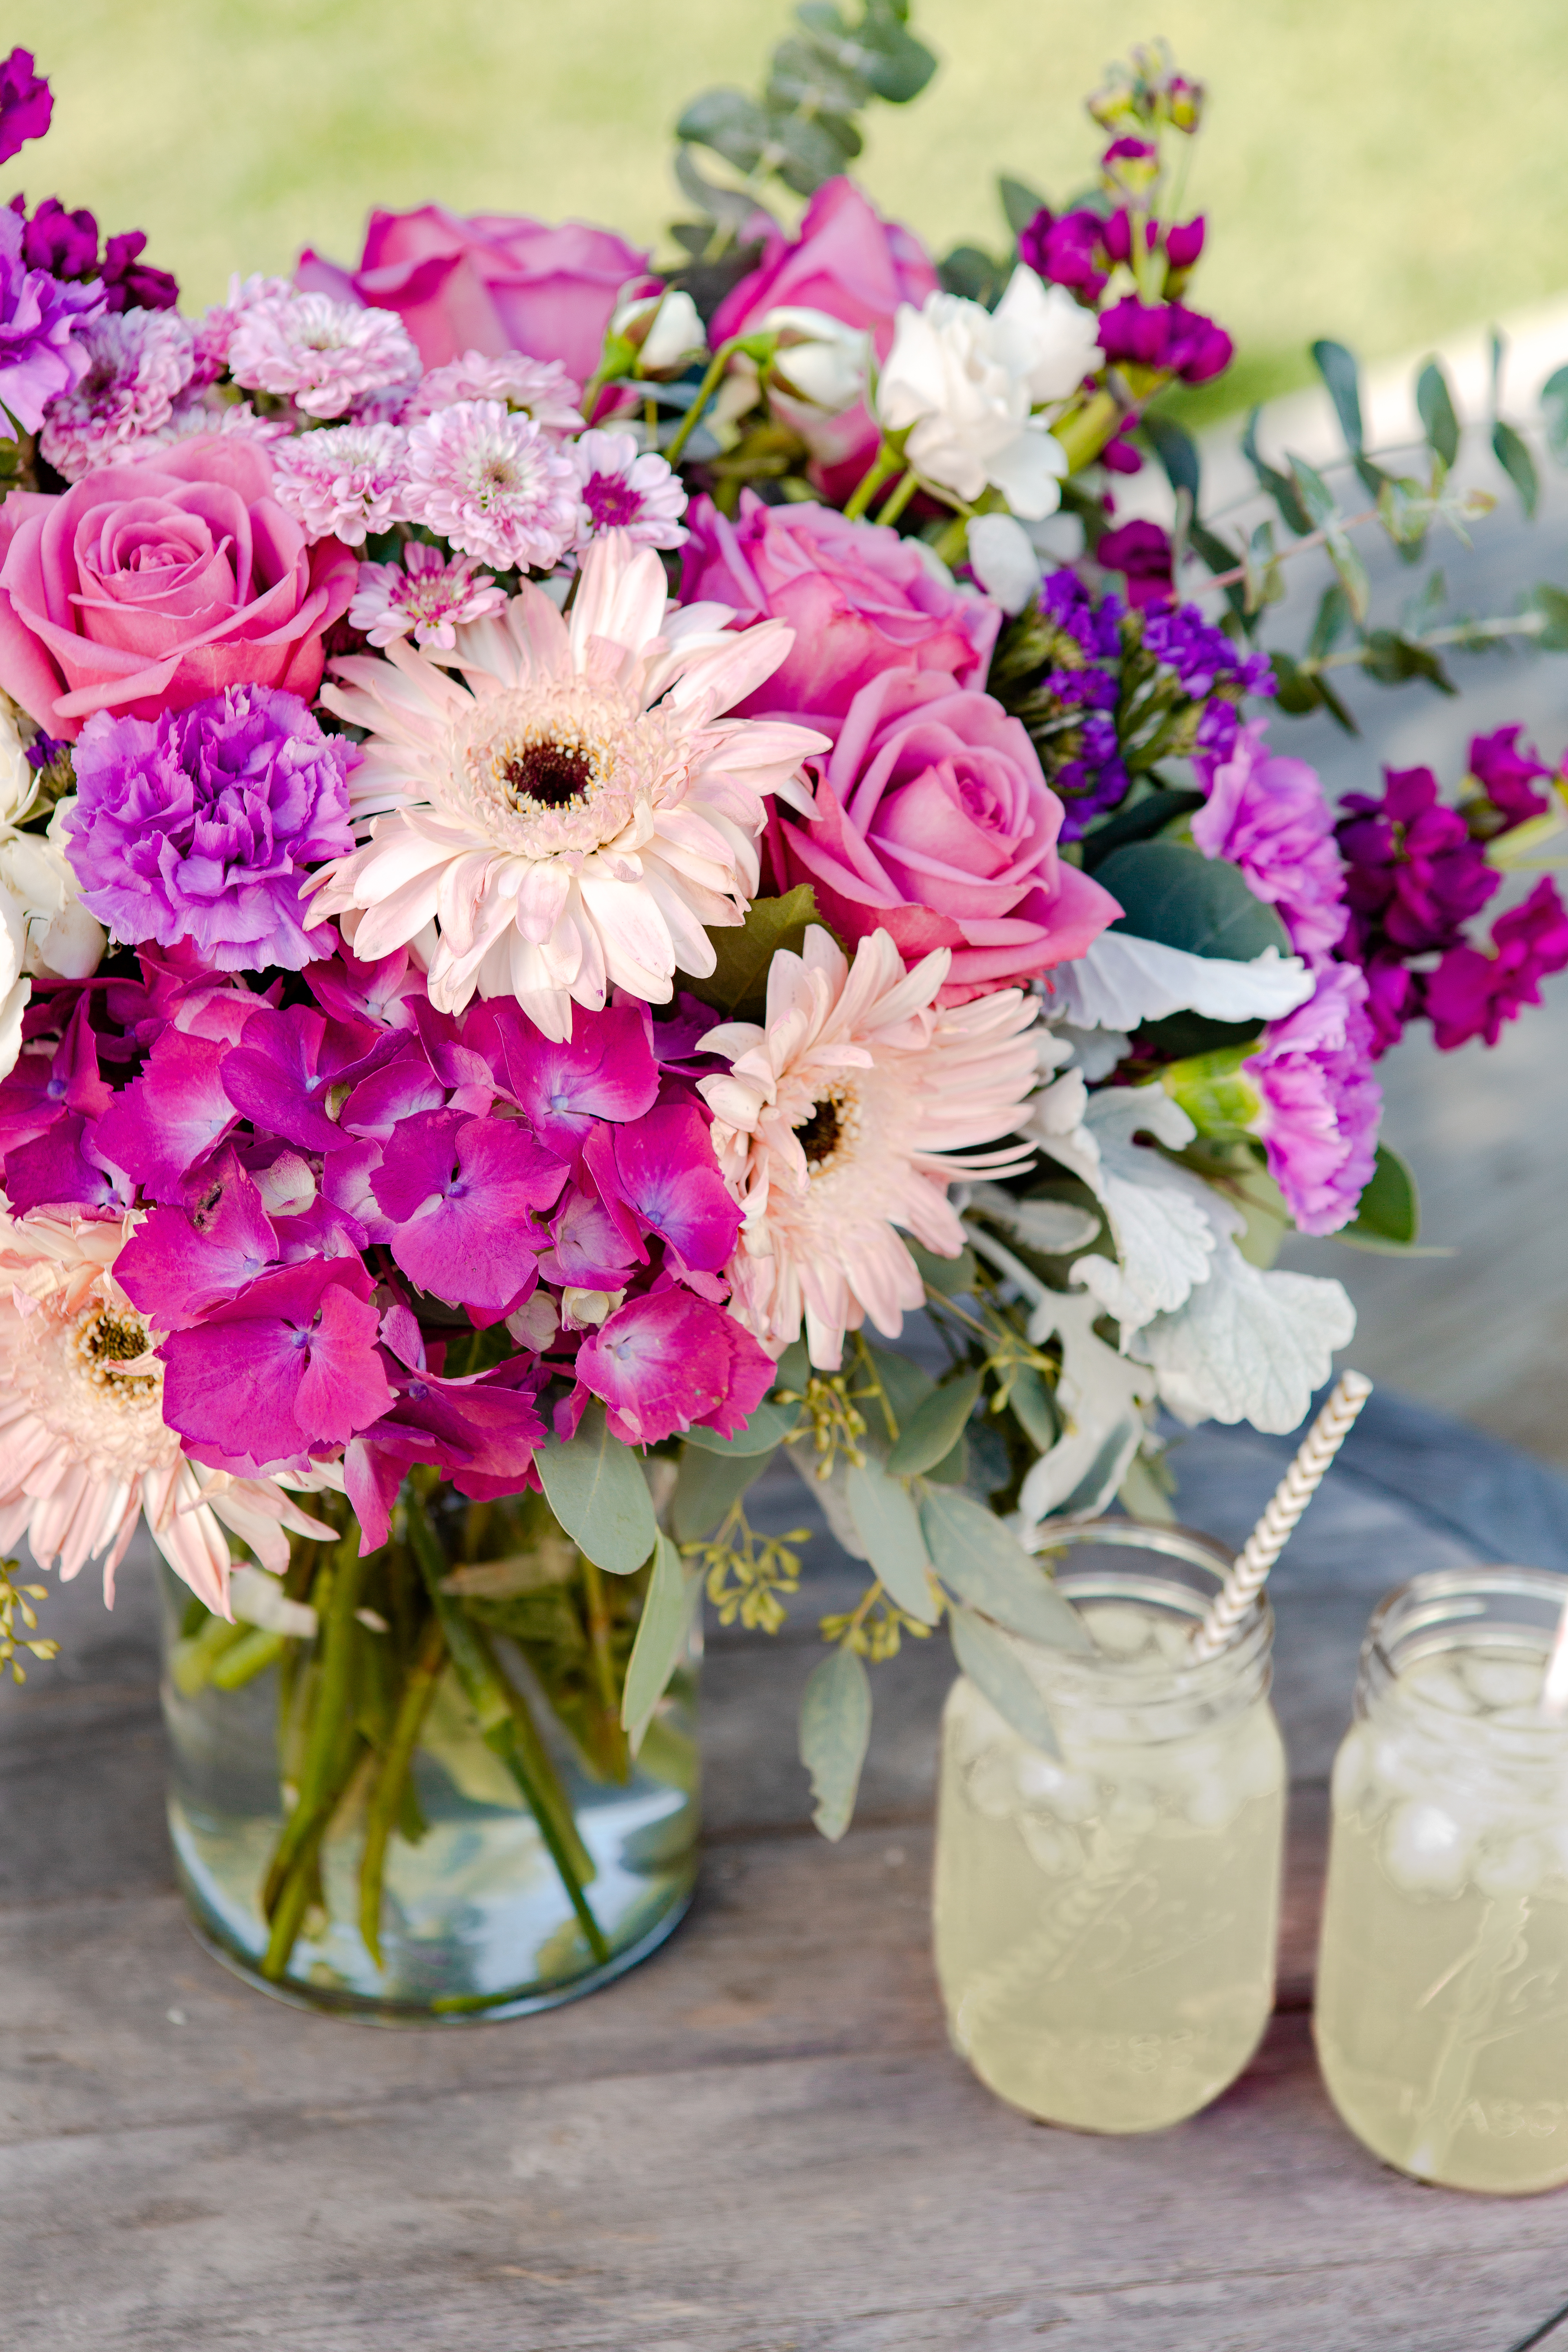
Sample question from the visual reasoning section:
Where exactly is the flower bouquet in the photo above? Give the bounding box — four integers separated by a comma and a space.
1, 15, 1564, 2017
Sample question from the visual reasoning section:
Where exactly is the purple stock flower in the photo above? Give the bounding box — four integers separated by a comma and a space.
69, 688, 357, 972
370, 1107, 568, 1311
1425, 879, 1568, 1051
1098, 296, 1233, 384
575, 1288, 774, 1447
1337, 765, 1498, 956
1096, 519, 1173, 611
20, 199, 179, 314
1192, 720, 1349, 963
0, 200, 105, 435
1245, 964, 1381, 1237
1468, 726, 1554, 826
0, 49, 51, 165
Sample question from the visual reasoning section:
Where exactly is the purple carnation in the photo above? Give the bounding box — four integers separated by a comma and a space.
1245, 964, 1381, 1236
1425, 879, 1568, 1051
0, 49, 51, 166
67, 687, 358, 972
0, 201, 105, 435
1192, 720, 1349, 962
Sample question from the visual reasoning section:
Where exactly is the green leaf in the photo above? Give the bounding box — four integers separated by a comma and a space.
1343, 1142, 1420, 1248
1360, 629, 1457, 695
844, 1460, 938, 1622
1241, 409, 1313, 535
621, 1534, 702, 1753
799, 1646, 872, 1840
675, 885, 823, 1021
1417, 360, 1461, 467
948, 1606, 1060, 1756
536, 1402, 657, 1575
1492, 419, 1540, 519
1286, 451, 1336, 529
1311, 339, 1364, 452
1143, 414, 1202, 506
1096, 840, 1291, 963
1007, 1363, 1060, 1454
1324, 526, 1371, 626
670, 1442, 771, 1544
861, 1341, 936, 1430
904, 1236, 978, 1296
677, 85, 771, 174
771, 105, 862, 196
851, 6, 938, 103
770, 1338, 812, 1395
1307, 583, 1352, 661
998, 174, 1047, 238
682, 1396, 801, 1457
1531, 584, 1568, 652
1541, 365, 1568, 462
938, 245, 1004, 306
919, 1487, 1092, 1648
886, 1370, 980, 1477
767, 35, 870, 116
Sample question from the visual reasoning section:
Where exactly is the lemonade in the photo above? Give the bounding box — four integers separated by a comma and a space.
933, 1553, 1286, 2135
1315, 1570, 1568, 2194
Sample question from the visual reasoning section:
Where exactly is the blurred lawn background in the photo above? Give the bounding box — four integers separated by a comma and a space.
27, 0, 1568, 416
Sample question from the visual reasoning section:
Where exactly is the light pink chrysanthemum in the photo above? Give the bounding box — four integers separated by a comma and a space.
116, 390, 294, 464
569, 429, 688, 552
697, 927, 1039, 1368
0, 1211, 334, 1613
305, 529, 827, 1039
408, 349, 585, 437
349, 542, 506, 650
401, 400, 579, 572
227, 290, 419, 421
38, 309, 197, 480
189, 272, 294, 386
269, 422, 412, 545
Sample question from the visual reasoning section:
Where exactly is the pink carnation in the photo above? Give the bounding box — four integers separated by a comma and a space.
569, 430, 686, 552
270, 423, 411, 545
226, 291, 419, 421
407, 349, 584, 435
401, 399, 578, 571
1245, 964, 1381, 1236
37, 309, 196, 481
348, 541, 505, 650
1192, 720, 1348, 964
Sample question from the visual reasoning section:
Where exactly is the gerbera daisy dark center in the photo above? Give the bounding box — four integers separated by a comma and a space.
795, 1096, 843, 1168
502, 741, 595, 810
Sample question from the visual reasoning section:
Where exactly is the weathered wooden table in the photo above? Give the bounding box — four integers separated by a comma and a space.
5, 1392, 1568, 2352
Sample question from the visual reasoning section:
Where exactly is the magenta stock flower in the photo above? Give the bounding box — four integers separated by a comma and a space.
348, 542, 504, 650
1425, 879, 1568, 1050
576, 1287, 773, 1446
1096, 519, 1174, 611
0, 48, 51, 163
20, 199, 178, 316
1244, 964, 1381, 1237
1468, 725, 1555, 825
1337, 764, 1498, 956
1097, 296, 1232, 384
1192, 720, 1349, 963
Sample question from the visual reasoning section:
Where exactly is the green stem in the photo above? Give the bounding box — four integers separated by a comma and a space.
578, 1557, 629, 1781
843, 439, 902, 522
874, 470, 920, 529
210, 1626, 284, 1692
358, 1613, 447, 1970
663, 338, 742, 468
261, 1528, 365, 1919
261, 1737, 368, 1982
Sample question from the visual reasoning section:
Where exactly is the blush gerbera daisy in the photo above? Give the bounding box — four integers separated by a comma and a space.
0, 1210, 333, 1613
401, 399, 579, 571
304, 529, 827, 1039
697, 926, 1040, 1368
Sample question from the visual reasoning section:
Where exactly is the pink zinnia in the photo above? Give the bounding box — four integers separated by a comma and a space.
569, 429, 687, 552
408, 348, 584, 435
348, 541, 506, 650
0, 1209, 334, 1612
697, 926, 1038, 1368
270, 422, 412, 545
226, 290, 419, 421
37, 309, 196, 481
402, 399, 579, 571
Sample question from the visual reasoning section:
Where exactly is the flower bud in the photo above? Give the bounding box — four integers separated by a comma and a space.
610, 286, 706, 376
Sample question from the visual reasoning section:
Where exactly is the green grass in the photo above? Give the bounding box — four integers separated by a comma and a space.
27, 0, 1568, 408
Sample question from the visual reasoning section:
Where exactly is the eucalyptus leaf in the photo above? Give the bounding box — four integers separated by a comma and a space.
904, 1236, 979, 1296
920, 1486, 1091, 1648
1324, 527, 1371, 626
1144, 414, 1201, 506
862, 1341, 936, 1431
670, 1442, 771, 1544
998, 174, 1047, 239
682, 1396, 802, 1457
1417, 360, 1461, 467
1097, 840, 1291, 964
1360, 630, 1456, 696
1541, 365, 1568, 462
621, 1533, 702, 1752
844, 1460, 938, 1622
771, 1339, 812, 1395
1307, 583, 1351, 661
1008, 1363, 1060, 1454
677, 85, 771, 174
799, 1646, 872, 1840
851, 7, 938, 102
675, 885, 823, 1020
1286, 451, 1336, 529
1241, 409, 1313, 535
1531, 584, 1568, 652
886, 1371, 980, 1477
1343, 1141, 1421, 1248
767, 35, 870, 115
1492, 420, 1540, 519
1311, 339, 1364, 452
537, 1403, 657, 1575
949, 1606, 1060, 1756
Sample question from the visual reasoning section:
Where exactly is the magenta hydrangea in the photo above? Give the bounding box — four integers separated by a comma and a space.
1244, 964, 1381, 1236
67, 686, 358, 971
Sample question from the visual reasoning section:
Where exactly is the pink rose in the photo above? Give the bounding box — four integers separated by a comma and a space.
0, 438, 355, 741
710, 178, 939, 498
682, 491, 999, 721
768, 668, 1122, 1004
298, 205, 650, 386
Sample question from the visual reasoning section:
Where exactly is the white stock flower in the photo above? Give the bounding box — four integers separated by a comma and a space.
877, 265, 1100, 521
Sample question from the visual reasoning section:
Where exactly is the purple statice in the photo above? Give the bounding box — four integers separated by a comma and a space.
0, 49, 51, 165
67, 688, 358, 972
1192, 720, 1349, 962
1098, 296, 1232, 384
0, 201, 105, 435
20, 198, 178, 314
1244, 963, 1382, 1236
1467, 726, 1555, 826
1424, 879, 1568, 1051
1029, 568, 1129, 835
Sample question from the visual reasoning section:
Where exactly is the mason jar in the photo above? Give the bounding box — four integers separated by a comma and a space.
1315, 1565, 1568, 2193
933, 1520, 1286, 2133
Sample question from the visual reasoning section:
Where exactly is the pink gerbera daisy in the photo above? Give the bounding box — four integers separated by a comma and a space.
348, 542, 506, 650
0, 1211, 334, 1613
227, 290, 419, 421
305, 529, 828, 1039
408, 349, 585, 436
270, 422, 412, 544
697, 927, 1039, 1368
401, 399, 579, 572
569, 429, 688, 552
38, 309, 196, 480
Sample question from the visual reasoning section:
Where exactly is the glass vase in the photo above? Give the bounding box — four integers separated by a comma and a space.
159, 1478, 699, 2022
933, 1519, 1286, 2133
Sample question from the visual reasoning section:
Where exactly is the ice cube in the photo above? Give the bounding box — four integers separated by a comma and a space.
1020, 1816, 1084, 1878
1185, 1775, 1244, 1832
1383, 1799, 1474, 1895
1404, 1663, 1479, 1716
1015, 1752, 1098, 1822
1463, 1656, 1545, 1711
1474, 1835, 1546, 1899
1081, 1603, 1159, 1658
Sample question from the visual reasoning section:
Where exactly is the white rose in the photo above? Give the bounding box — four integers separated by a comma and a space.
611, 287, 707, 373
762, 307, 870, 415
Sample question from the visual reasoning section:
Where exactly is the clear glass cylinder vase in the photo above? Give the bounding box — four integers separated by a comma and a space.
159, 1481, 699, 2022
1315, 1564, 1568, 2193
933, 1519, 1286, 2133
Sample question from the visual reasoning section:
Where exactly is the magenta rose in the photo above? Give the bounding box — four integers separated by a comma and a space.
769, 668, 1122, 1003
710, 177, 939, 499
683, 491, 999, 722
298, 205, 650, 386
0, 438, 355, 742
